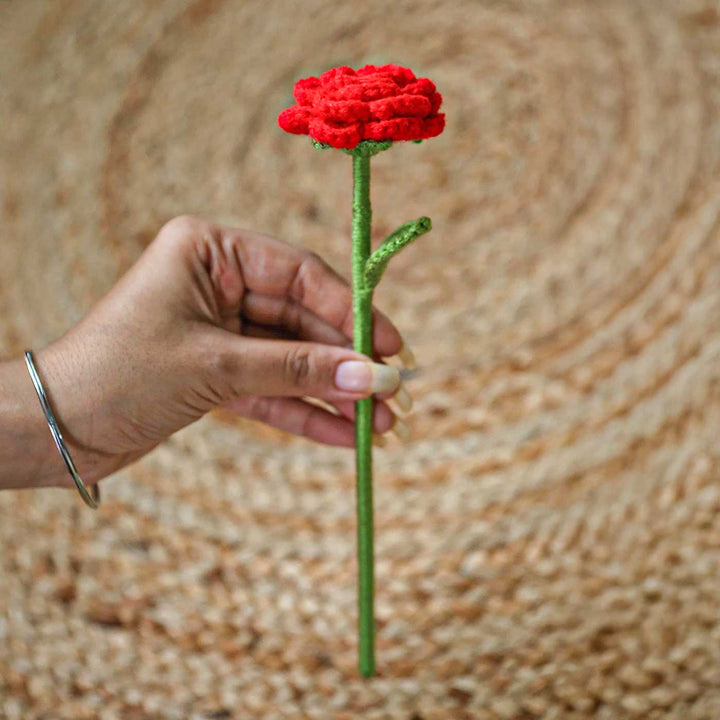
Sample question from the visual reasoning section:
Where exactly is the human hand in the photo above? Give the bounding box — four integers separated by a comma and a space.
31, 216, 411, 487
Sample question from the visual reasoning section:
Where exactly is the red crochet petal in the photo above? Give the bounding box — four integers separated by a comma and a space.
358, 64, 416, 87
278, 106, 311, 134
355, 77, 404, 101
321, 69, 369, 101
403, 79, 442, 114
404, 77, 437, 97
419, 113, 446, 138
293, 76, 320, 105
355, 64, 379, 77
308, 117, 363, 149
428, 91, 443, 115
363, 117, 425, 142
368, 94, 431, 121
317, 98, 370, 123
327, 83, 365, 101
319, 65, 356, 85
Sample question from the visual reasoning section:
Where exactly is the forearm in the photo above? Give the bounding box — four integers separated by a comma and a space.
0, 350, 70, 490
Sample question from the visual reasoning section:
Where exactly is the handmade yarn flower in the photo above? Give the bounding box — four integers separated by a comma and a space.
278, 64, 445, 677
278, 64, 445, 149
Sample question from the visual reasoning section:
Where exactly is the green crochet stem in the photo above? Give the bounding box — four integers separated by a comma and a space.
351, 148, 375, 678
315, 139, 431, 677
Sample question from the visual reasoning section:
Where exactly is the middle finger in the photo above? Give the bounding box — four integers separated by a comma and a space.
242, 292, 351, 347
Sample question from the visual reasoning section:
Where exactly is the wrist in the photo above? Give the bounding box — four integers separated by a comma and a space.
0, 340, 106, 491
0, 350, 71, 490
32, 339, 109, 487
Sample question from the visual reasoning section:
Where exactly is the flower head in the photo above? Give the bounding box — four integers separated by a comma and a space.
278, 64, 445, 149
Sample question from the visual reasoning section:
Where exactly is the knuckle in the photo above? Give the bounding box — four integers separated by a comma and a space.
162, 214, 202, 233
305, 250, 324, 269
284, 346, 313, 387
291, 251, 323, 302
306, 251, 330, 282
280, 298, 301, 332
186, 340, 237, 404
157, 215, 207, 244
211, 346, 241, 384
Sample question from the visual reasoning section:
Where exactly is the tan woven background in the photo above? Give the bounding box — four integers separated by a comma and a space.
2, 1, 720, 718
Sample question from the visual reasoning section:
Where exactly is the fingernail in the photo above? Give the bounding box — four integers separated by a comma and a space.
392, 417, 411, 441
393, 384, 413, 413
372, 434, 386, 448
335, 361, 400, 394
397, 341, 417, 370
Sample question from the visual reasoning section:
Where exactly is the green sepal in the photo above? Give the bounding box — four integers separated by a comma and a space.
344, 140, 393, 157
312, 138, 420, 152
312, 139, 332, 150
311, 138, 393, 156
363, 216, 432, 289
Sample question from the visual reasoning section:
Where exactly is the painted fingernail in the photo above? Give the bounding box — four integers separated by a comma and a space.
392, 417, 411, 441
372, 434, 387, 448
397, 341, 417, 370
335, 361, 400, 394
393, 384, 413, 413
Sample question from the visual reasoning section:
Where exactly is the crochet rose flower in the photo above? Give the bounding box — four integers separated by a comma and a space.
279, 64, 445, 677
278, 64, 445, 149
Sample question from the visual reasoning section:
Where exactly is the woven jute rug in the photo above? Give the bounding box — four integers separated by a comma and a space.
3, 1, 720, 718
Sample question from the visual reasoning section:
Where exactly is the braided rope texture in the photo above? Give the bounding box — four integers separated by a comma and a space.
2, 1, 720, 718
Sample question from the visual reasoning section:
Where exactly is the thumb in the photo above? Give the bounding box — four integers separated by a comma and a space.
210, 334, 401, 401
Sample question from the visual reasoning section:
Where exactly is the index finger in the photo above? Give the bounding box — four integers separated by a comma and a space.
223, 226, 404, 358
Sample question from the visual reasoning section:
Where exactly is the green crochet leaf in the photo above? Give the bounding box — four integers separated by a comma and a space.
363, 216, 432, 289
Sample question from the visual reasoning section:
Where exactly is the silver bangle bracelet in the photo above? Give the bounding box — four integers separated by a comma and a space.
24, 350, 100, 509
